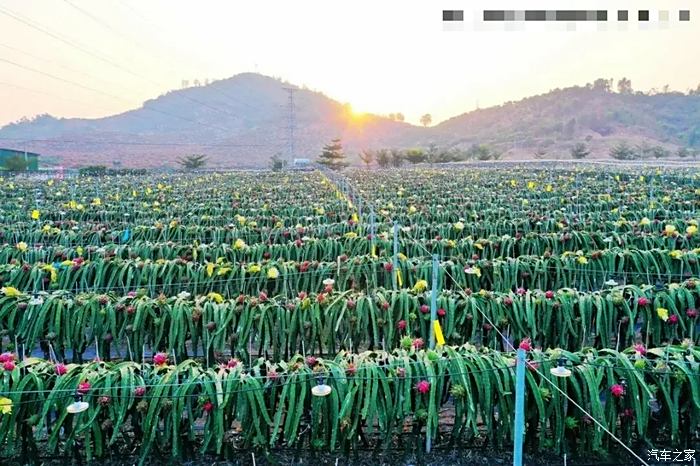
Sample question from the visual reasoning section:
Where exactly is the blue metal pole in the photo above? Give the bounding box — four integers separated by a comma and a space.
392, 221, 399, 289
430, 254, 438, 349
513, 348, 526, 466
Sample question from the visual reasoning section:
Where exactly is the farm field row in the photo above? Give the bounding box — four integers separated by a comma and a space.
0, 166, 698, 463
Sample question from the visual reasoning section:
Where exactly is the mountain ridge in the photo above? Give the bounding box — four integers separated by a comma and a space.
2, 73, 699, 167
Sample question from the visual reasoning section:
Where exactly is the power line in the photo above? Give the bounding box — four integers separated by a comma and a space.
0, 4, 244, 124
64, 0, 258, 113
0, 42, 136, 96
0, 80, 116, 112
0, 56, 231, 133
0, 136, 279, 148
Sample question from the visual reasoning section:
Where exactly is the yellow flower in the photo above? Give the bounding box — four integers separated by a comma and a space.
169, 220, 178, 229
42, 264, 58, 283
233, 239, 246, 250
91, 198, 101, 206
473, 242, 484, 251
639, 217, 651, 226
510, 179, 516, 187
408, 205, 417, 214
207, 292, 224, 304
1, 286, 21, 297
687, 225, 698, 236
344, 231, 358, 239
235, 215, 246, 225
465, 266, 482, 278
446, 239, 456, 249
527, 181, 536, 190
16, 242, 27, 252
76, 246, 83, 256
412, 280, 428, 293
669, 250, 683, 260
267, 267, 280, 279
545, 184, 553, 193
397, 253, 407, 261
31, 209, 40, 220
0, 397, 12, 415
247, 264, 261, 274
656, 307, 669, 322
577, 256, 588, 265
206, 262, 215, 277
217, 267, 231, 276
665, 224, 677, 236
453, 221, 465, 231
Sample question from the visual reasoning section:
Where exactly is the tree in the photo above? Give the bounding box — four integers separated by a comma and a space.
650, 145, 670, 159
358, 149, 374, 168
617, 78, 633, 94
403, 148, 426, 164
593, 78, 613, 92
375, 149, 391, 168
432, 148, 462, 164
468, 144, 496, 161
677, 147, 691, 158
2, 155, 28, 171
425, 143, 439, 164
269, 153, 287, 171
570, 142, 590, 159
316, 138, 348, 171
395, 113, 405, 122
390, 149, 404, 167
177, 154, 208, 170
78, 165, 107, 176
609, 143, 637, 160
420, 114, 432, 127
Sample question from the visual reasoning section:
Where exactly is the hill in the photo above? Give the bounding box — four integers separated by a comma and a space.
433, 85, 700, 159
1, 74, 699, 167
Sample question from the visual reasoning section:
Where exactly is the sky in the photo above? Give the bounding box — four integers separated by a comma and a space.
0, 0, 698, 127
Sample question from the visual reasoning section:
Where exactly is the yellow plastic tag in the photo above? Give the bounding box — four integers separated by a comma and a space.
371, 244, 377, 258
396, 269, 403, 287
433, 320, 445, 346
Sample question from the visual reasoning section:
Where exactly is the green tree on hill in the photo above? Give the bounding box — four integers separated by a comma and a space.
609, 143, 637, 160
317, 138, 348, 171
177, 154, 208, 170
375, 149, 391, 168
269, 153, 287, 171
359, 149, 374, 168
570, 142, 590, 159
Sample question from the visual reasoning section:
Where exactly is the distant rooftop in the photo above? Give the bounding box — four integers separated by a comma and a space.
0, 148, 41, 157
